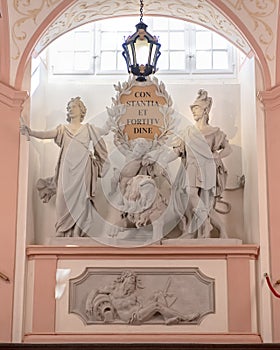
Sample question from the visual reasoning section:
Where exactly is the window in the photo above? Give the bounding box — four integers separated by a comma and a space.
96, 18, 134, 73
48, 17, 237, 76
50, 23, 95, 74
192, 24, 234, 73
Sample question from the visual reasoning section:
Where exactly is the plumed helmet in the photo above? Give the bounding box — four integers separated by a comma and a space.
190, 89, 213, 114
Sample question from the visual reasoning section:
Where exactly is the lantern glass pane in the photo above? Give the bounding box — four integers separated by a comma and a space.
150, 44, 157, 66
135, 37, 149, 65
128, 44, 134, 65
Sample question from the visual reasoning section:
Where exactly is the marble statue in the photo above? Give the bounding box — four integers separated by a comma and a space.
105, 77, 177, 243
116, 174, 168, 242
20, 80, 233, 244
20, 97, 108, 237
107, 138, 171, 242
174, 89, 232, 238
85, 270, 200, 324
112, 136, 158, 196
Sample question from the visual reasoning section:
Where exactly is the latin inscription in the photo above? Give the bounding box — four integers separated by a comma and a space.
119, 86, 166, 140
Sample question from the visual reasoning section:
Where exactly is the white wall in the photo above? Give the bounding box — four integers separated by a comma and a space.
239, 57, 260, 244
27, 56, 248, 244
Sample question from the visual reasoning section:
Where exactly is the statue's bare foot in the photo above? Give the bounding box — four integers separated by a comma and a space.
165, 316, 181, 325
185, 312, 200, 321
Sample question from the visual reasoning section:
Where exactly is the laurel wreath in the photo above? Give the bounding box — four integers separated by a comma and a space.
106, 75, 176, 151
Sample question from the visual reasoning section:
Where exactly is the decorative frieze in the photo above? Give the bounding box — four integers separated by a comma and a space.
69, 267, 215, 325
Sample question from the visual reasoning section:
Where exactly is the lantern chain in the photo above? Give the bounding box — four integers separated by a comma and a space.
139, 0, 144, 22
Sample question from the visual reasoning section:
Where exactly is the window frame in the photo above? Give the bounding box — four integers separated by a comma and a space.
47, 17, 238, 78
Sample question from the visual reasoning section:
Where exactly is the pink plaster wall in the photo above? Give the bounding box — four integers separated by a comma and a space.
25, 245, 260, 343
227, 256, 252, 332
32, 256, 57, 333
0, 0, 280, 343
0, 83, 27, 342
258, 86, 280, 342
0, 0, 9, 84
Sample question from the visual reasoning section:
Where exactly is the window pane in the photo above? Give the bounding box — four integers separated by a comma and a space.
196, 51, 212, 69
74, 52, 92, 71
55, 32, 73, 51
153, 17, 169, 30
48, 16, 236, 75
169, 32, 185, 50
53, 52, 73, 72
101, 32, 116, 50
158, 32, 169, 48
74, 31, 91, 50
213, 51, 228, 69
196, 32, 211, 50
99, 17, 136, 31
169, 18, 185, 30
117, 51, 128, 71
170, 51, 185, 70
117, 32, 127, 45
158, 51, 169, 70
100, 51, 116, 70
213, 34, 228, 49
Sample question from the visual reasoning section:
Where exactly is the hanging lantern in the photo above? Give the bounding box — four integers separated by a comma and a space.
122, 0, 161, 81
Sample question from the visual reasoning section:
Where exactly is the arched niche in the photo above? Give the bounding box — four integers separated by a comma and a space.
14, 0, 271, 89
20, 13, 265, 247
14, 0, 272, 342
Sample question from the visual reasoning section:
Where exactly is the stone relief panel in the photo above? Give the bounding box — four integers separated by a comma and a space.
69, 268, 215, 325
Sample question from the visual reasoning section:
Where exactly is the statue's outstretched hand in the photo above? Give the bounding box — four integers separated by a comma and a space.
20, 116, 30, 140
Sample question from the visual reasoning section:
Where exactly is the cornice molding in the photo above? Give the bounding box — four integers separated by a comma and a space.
0, 82, 28, 109
26, 244, 260, 260
258, 84, 280, 111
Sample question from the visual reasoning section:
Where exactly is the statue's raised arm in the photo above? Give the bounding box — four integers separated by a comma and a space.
21, 97, 108, 238
20, 116, 57, 140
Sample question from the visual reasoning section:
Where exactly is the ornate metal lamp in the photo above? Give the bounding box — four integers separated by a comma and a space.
122, 0, 161, 81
